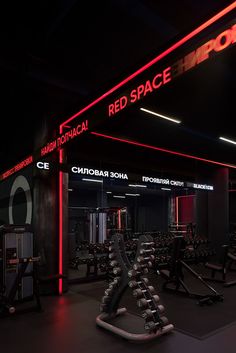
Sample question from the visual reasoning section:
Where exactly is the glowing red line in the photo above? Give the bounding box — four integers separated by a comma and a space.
118, 209, 121, 230
59, 125, 63, 294
90, 132, 236, 169
60, 2, 236, 128
176, 197, 179, 224
177, 195, 195, 198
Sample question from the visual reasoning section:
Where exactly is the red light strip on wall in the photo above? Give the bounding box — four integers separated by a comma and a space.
60, 2, 236, 129
59, 126, 63, 294
175, 197, 179, 225
90, 132, 236, 169
118, 209, 121, 230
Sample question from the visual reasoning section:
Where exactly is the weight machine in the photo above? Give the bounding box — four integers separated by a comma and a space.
160, 235, 223, 305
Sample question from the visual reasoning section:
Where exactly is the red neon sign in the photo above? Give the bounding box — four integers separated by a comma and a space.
108, 23, 236, 117
0, 156, 33, 180
41, 120, 89, 157
108, 66, 172, 117
60, 2, 236, 128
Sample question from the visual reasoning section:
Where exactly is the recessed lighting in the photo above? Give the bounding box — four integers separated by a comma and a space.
106, 191, 112, 194
128, 184, 147, 188
219, 136, 236, 145
82, 178, 103, 183
125, 193, 140, 196
68, 188, 73, 192
161, 188, 171, 191
140, 107, 181, 124
113, 195, 126, 199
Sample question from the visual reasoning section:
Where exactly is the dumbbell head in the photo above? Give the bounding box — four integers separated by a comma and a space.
144, 316, 169, 332
137, 295, 160, 308
128, 278, 149, 288
141, 305, 165, 319
133, 288, 144, 299
105, 288, 113, 296
110, 260, 118, 267
101, 295, 111, 304
113, 267, 122, 275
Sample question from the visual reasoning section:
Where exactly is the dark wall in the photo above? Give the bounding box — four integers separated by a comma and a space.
0, 168, 33, 225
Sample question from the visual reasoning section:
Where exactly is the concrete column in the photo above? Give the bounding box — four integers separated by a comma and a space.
208, 167, 229, 257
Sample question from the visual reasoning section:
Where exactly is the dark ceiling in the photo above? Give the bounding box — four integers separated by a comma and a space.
0, 0, 235, 173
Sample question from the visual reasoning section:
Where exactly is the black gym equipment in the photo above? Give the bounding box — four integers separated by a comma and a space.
0, 225, 42, 316
160, 235, 223, 305
96, 233, 174, 342
204, 244, 236, 287
0, 256, 42, 316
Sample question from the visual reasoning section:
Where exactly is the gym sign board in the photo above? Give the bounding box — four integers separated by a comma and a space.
40, 120, 89, 157
69, 165, 214, 190
107, 23, 236, 117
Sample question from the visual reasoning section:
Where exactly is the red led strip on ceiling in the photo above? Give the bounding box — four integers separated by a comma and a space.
90, 131, 236, 169
60, 2, 236, 129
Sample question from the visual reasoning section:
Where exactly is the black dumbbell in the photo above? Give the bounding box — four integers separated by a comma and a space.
144, 317, 169, 331
109, 253, 116, 260
113, 267, 122, 275
141, 306, 165, 319
128, 278, 149, 288
137, 255, 155, 263
137, 295, 160, 308
133, 262, 152, 271
141, 242, 155, 247
105, 288, 113, 296
110, 260, 118, 267
140, 248, 154, 255
133, 286, 155, 298
101, 295, 111, 304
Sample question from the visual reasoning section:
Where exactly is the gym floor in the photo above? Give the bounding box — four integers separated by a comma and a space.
1, 266, 236, 353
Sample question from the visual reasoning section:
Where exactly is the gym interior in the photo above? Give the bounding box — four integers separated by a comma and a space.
0, 4, 236, 353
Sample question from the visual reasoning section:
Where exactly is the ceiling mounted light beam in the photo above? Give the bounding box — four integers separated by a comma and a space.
140, 107, 181, 124
219, 136, 236, 145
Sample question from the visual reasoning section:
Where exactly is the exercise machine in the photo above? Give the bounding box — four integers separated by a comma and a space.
204, 244, 236, 287
96, 233, 174, 342
160, 235, 223, 305
0, 225, 42, 316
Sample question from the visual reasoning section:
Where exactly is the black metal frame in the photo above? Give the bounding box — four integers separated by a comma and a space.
160, 236, 223, 305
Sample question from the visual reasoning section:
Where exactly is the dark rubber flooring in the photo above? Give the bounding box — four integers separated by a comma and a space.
1, 263, 236, 353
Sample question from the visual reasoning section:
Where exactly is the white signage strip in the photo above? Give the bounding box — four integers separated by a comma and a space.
36, 162, 214, 191
142, 176, 184, 187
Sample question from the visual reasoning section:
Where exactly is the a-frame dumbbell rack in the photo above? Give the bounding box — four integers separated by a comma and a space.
96, 234, 174, 342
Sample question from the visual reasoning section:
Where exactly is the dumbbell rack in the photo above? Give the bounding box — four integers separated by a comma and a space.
96, 234, 174, 342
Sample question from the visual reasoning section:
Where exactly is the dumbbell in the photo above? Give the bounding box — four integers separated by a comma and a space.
141, 306, 165, 319
140, 248, 154, 255
133, 262, 152, 271
113, 267, 122, 275
109, 252, 116, 260
144, 317, 169, 331
128, 278, 149, 288
141, 242, 155, 247
110, 260, 118, 267
101, 295, 111, 304
108, 277, 120, 289
128, 268, 148, 277
105, 288, 114, 296
137, 295, 160, 308
133, 286, 155, 298
137, 255, 155, 263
